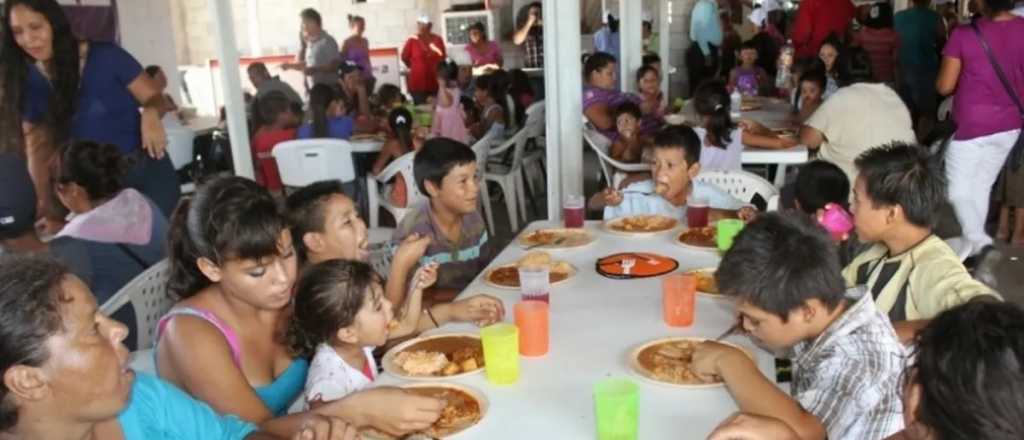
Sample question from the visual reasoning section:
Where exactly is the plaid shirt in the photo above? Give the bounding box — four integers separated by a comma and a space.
523, 26, 544, 68
791, 286, 906, 440
391, 201, 496, 290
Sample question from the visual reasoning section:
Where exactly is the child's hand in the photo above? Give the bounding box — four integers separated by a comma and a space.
394, 233, 432, 267
692, 341, 746, 382
346, 387, 444, 436
707, 413, 801, 440
451, 294, 506, 327
602, 187, 624, 207
776, 135, 798, 149
737, 206, 758, 223
292, 415, 359, 440
411, 262, 440, 292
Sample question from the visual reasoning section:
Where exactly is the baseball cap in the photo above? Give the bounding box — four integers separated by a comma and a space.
416, 12, 432, 24
0, 154, 36, 240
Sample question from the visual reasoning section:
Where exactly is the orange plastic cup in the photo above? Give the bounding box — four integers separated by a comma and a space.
662, 273, 696, 327
514, 301, 549, 357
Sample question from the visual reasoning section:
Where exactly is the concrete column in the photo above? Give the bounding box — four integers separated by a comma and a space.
659, 0, 671, 98
208, 0, 254, 179
246, 0, 263, 56
542, 0, 583, 220
619, 0, 643, 92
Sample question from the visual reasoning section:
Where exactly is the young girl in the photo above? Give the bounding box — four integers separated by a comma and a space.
693, 80, 797, 171
794, 68, 827, 122
727, 41, 770, 97
636, 65, 666, 137
297, 84, 354, 140
289, 259, 438, 409
372, 107, 424, 207
609, 101, 648, 164
469, 73, 508, 140
818, 35, 848, 97
430, 59, 470, 144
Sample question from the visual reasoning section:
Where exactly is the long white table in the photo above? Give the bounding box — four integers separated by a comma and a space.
376, 220, 777, 440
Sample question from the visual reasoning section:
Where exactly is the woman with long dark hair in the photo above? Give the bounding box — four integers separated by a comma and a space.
297, 84, 354, 140
0, 0, 180, 223
582, 51, 638, 140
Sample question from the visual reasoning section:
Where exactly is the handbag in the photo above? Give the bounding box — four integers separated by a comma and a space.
971, 21, 1024, 171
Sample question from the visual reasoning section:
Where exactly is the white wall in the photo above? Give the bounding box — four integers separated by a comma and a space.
118, 0, 182, 104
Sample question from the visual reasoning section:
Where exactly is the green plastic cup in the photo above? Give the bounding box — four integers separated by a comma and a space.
480, 323, 519, 384
716, 218, 745, 252
593, 378, 639, 440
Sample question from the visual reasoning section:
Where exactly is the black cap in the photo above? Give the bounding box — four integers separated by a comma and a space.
0, 154, 36, 240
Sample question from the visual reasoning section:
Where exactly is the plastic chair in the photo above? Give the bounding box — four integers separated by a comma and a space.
470, 131, 501, 235
483, 128, 531, 232
520, 102, 547, 204
583, 123, 648, 188
694, 169, 780, 211
272, 139, 357, 189
100, 260, 174, 350
366, 152, 423, 228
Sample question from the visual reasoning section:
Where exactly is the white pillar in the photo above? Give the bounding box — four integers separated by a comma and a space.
542, 0, 583, 220
208, 0, 254, 179
659, 0, 671, 98
246, 0, 263, 57
619, 0, 643, 92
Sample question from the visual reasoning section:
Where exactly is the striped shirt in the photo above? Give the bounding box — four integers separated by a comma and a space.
392, 201, 496, 290
791, 286, 906, 440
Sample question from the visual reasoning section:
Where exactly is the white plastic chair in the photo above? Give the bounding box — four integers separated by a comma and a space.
520, 102, 547, 202
470, 131, 501, 235
366, 152, 423, 228
583, 123, 649, 188
483, 128, 531, 232
694, 169, 780, 211
100, 260, 174, 350
272, 139, 357, 188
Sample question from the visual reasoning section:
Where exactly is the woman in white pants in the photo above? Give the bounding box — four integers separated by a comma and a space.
936, 0, 1024, 257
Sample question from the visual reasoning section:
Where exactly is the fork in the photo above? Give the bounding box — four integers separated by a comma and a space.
621, 258, 636, 275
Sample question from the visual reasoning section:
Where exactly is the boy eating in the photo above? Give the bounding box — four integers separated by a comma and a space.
693, 213, 905, 440
843, 142, 999, 343
392, 138, 496, 299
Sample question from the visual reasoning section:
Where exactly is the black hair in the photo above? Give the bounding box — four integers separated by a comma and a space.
247, 62, 270, 77
583, 51, 617, 80
300, 8, 322, 27
791, 58, 827, 107
799, 68, 828, 92
615, 101, 642, 120
307, 84, 337, 138
258, 91, 293, 124
167, 176, 288, 298
508, 69, 534, 125
910, 301, 1024, 440
854, 142, 945, 228
55, 140, 128, 202
388, 107, 415, 152
795, 161, 850, 214
347, 14, 365, 26
642, 53, 662, 69
461, 96, 482, 125
375, 83, 405, 109
1, 0, 80, 154
436, 59, 459, 84
144, 65, 163, 78
468, 22, 486, 36
414, 137, 477, 196
285, 180, 347, 262
636, 65, 659, 86
693, 80, 737, 149
0, 255, 70, 430
652, 125, 702, 166
474, 73, 510, 125
983, 0, 1017, 13
716, 213, 846, 321
606, 14, 620, 33
287, 259, 382, 359
864, 2, 894, 29
819, 33, 851, 85
739, 40, 760, 53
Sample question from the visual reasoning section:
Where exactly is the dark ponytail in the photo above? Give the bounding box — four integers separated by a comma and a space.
287, 259, 380, 358
55, 140, 128, 201
388, 107, 414, 152
167, 176, 287, 299
436, 59, 459, 83
694, 80, 736, 149
308, 84, 336, 138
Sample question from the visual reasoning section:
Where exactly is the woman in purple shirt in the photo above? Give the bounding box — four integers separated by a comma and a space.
466, 22, 503, 72
341, 15, 375, 93
582, 51, 639, 140
0, 0, 180, 226
937, 0, 1024, 257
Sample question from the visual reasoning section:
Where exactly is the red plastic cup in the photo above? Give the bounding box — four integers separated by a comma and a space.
514, 301, 549, 356
662, 273, 696, 327
564, 194, 585, 228
687, 197, 710, 228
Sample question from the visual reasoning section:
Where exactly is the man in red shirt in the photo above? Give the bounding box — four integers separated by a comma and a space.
401, 13, 446, 104
792, 0, 856, 59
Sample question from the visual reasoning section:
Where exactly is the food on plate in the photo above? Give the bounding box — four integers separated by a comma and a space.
486, 251, 574, 287
609, 215, 678, 233
392, 336, 484, 377
678, 226, 717, 248
739, 96, 762, 112
408, 386, 482, 437
687, 270, 719, 294
637, 339, 720, 385
518, 228, 592, 248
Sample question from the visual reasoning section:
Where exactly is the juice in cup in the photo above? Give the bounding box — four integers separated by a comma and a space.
593, 378, 639, 440
563, 194, 585, 228
687, 197, 710, 228
514, 301, 549, 357
716, 219, 745, 252
662, 273, 696, 327
518, 266, 551, 304
480, 323, 519, 384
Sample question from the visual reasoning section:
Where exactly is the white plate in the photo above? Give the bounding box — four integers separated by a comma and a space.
683, 267, 725, 299
381, 333, 484, 381
516, 228, 596, 250
628, 336, 752, 389
362, 382, 489, 439
674, 228, 719, 252
603, 215, 680, 236
481, 263, 578, 290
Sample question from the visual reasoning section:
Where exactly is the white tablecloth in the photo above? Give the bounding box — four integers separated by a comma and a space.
376, 220, 777, 440
350, 139, 385, 153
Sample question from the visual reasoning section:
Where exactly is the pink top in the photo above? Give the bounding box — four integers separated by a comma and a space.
430, 87, 471, 144
466, 41, 502, 67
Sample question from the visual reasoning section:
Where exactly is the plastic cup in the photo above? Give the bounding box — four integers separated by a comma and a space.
480, 323, 519, 384
593, 378, 639, 440
518, 266, 551, 304
514, 301, 549, 357
686, 196, 710, 228
716, 219, 745, 252
563, 194, 585, 228
662, 273, 696, 327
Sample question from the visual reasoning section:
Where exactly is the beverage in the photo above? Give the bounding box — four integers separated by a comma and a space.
594, 378, 639, 440
662, 274, 696, 327
514, 300, 549, 357
776, 41, 795, 90
522, 292, 550, 304
518, 266, 551, 305
687, 197, 710, 228
563, 194, 585, 228
480, 324, 520, 384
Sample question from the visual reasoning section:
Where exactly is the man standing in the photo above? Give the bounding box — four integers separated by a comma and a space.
513, 2, 544, 69
401, 13, 446, 104
894, 0, 944, 132
247, 62, 303, 106
791, 0, 856, 58
686, 0, 722, 95
283, 8, 340, 90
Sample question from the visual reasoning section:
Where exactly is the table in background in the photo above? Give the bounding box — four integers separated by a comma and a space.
376, 220, 777, 440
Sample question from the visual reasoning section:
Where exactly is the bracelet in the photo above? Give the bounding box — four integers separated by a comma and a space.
425, 307, 440, 328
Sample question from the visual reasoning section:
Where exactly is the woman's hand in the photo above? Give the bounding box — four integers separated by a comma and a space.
291, 415, 359, 440
343, 387, 444, 436
450, 294, 505, 327
140, 109, 168, 159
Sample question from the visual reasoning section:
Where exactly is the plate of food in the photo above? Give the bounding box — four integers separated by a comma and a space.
362, 383, 487, 439
382, 333, 485, 380
676, 226, 718, 251
604, 215, 679, 235
483, 250, 577, 289
684, 268, 723, 298
350, 133, 386, 142
739, 96, 763, 112
517, 228, 596, 250
629, 337, 752, 388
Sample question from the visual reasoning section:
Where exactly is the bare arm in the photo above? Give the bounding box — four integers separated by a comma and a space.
127, 72, 169, 159
513, 16, 537, 45
584, 103, 615, 132
742, 130, 797, 150
799, 125, 825, 151
936, 56, 961, 96
21, 121, 54, 219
